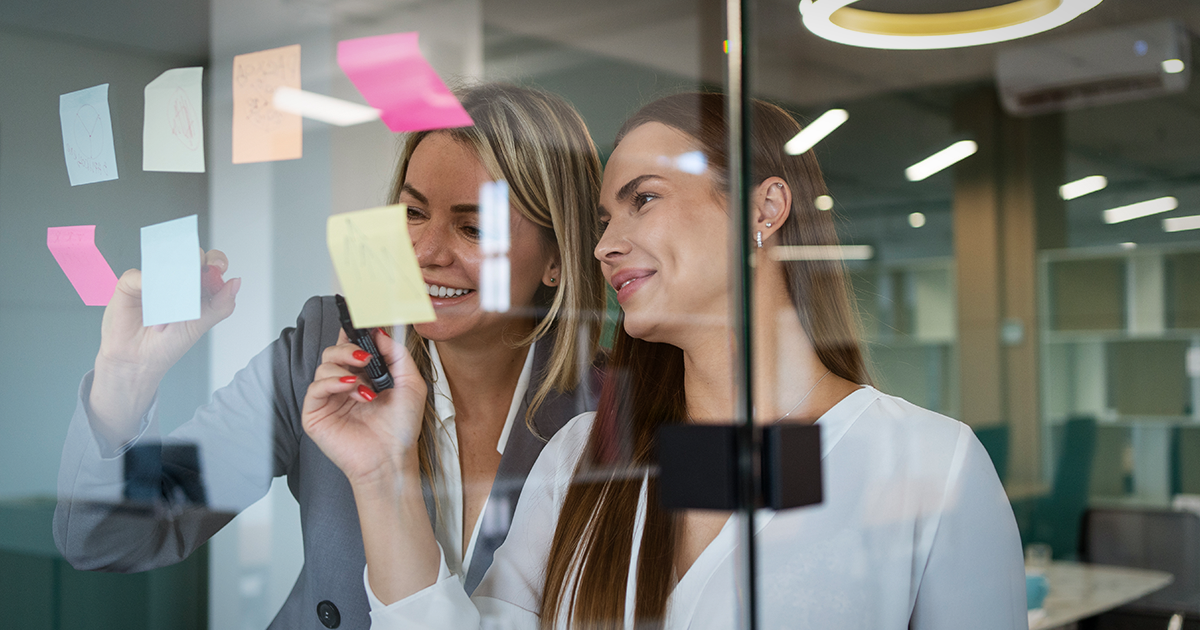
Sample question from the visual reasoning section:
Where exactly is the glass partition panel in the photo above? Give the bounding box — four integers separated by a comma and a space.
5, 0, 1200, 629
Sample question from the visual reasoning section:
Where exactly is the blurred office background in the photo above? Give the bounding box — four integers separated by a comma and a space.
2, 0, 1199, 628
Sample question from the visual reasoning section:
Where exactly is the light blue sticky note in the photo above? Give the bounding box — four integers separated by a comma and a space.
59, 84, 120, 186
140, 215, 200, 326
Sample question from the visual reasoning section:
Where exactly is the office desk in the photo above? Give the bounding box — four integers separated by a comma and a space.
1030, 561, 1173, 630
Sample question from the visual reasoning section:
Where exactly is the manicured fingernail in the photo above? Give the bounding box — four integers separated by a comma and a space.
353, 350, 370, 361
376, 327, 392, 338
357, 384, 376, 401
339, 375, 358, 383
202, 265, 224, 294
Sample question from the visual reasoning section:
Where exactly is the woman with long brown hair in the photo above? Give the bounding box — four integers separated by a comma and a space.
307, 93, 1025, 629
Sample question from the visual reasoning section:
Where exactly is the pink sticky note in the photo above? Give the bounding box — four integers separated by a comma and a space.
47, 225, 119, 306
337, 32, 473, 133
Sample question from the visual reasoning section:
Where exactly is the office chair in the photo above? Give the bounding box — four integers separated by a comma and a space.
1082, 507, 1200, 629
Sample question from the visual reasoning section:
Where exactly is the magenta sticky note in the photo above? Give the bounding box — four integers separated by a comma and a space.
337, 32, 473, 133
47, 225, 119, 306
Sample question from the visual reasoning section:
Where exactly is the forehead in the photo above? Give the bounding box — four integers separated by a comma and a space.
603, 123, 698, 192
406, 133, 489, 189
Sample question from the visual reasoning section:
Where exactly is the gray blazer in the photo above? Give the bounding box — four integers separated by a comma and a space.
54, 295, 596, 630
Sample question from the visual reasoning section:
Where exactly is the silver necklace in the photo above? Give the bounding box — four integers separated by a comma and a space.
774, 369, 831, 423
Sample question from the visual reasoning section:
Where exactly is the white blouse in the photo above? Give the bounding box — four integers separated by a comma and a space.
367, 386, 1027, 629
426, 340, 535, 578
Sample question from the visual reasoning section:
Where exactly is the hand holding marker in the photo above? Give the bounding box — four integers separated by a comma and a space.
335, 294, 393, 393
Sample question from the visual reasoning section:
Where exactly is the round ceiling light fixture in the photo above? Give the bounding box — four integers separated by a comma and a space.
798, 0, 1104, 50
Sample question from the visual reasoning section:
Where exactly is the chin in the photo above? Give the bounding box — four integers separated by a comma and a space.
412, 320, 467, 342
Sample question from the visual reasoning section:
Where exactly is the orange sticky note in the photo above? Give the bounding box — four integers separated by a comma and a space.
232, 44, 302, 164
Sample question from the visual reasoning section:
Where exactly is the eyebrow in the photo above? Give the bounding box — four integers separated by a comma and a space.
400, 183, 478, 214
599, 174, 663, 217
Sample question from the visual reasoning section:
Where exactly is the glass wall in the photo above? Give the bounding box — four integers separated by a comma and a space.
2, 0, 1199, 628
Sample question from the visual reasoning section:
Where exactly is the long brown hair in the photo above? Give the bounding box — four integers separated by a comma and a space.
540, 93, 871, 629
386, 83, 605, 513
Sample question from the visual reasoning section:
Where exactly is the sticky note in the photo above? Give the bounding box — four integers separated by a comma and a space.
327, 205, 435, 327
144, 67, 205, 172
232, 44, 302, 164
337, 32, 473, 133
141, 215, 200, 326
47, 226, 119, 306
59, 84, 119, 186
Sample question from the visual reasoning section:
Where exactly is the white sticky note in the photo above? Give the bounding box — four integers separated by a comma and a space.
141, 215, 200, 326
59, 84, 119, 186
143, 67, 205, 172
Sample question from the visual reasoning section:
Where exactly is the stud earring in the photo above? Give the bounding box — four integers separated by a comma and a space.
756, 231, 763, 248
765, 221, 773, 228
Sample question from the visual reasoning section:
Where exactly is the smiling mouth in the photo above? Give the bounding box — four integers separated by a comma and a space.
425, 283, 474, 299
618, 278, 638, 291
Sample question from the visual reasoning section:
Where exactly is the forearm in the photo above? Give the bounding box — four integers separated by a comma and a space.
88, 354, 164, 446
353, 459, 441, 605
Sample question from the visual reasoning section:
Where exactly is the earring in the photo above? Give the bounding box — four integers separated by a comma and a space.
549, 277, 556, 284
756, 231, 763, 249
765, 221, 773, 228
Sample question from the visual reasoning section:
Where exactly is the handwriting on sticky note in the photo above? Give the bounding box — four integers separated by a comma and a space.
144, 67, 205, 172
59, 84, 119, 186
47, 226, 119, 306
232, 44, 302, 164
141, 215, 200, 326
327, 205, 435, 328
337, 32, 473, 133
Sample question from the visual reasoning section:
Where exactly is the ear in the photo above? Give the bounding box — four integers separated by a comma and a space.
542, 249, 562, 288
751, 177, 791, 245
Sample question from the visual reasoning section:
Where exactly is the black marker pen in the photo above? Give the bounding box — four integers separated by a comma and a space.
334, 294, 394, 392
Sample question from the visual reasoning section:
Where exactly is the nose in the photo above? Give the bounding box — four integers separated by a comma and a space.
594, 218, 631, 264
412, 222, 454, 268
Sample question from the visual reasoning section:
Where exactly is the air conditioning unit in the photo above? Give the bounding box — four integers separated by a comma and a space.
996, 20, 1191, 116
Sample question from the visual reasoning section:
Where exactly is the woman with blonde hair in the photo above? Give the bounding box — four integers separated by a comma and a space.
55, 83, 605, 630
308, 92, 1025, 629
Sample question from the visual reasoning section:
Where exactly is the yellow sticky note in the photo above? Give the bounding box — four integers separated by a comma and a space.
232, 44, 302, 164
327, 205, 435, 327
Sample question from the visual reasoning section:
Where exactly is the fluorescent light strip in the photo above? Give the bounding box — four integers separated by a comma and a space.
770, 245, 874, 261
798, 0, 1104, 51
905, 140, 977, 182
1162, 59, 1186, 74
785, 109, 849, 155
273, 87, 381, 127
1059, 175, 1107, 200
1102, 196, 1178, 224
1164, 214, 1200, 233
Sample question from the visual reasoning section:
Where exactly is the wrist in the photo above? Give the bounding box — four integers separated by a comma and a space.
349, 457, 421, 502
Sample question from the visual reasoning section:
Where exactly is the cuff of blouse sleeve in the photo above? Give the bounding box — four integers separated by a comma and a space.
79, 370, 156, 460
364, 543, 453, 611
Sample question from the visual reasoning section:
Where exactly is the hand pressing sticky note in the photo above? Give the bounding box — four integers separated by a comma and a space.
144, 67, 205, 172
141, 215, 200, 326
327, 205, 435, 328
47, 225, 119, 306
232, 44, 302, 164
337, 32, 473, 133
60, 84, 119, 186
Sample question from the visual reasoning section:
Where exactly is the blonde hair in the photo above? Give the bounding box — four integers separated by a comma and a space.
386, 83, 605, 496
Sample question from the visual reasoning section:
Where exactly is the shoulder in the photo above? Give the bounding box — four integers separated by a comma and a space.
852, 388, 971, 450
527, 411, 595, 489
833, 387, 987, 484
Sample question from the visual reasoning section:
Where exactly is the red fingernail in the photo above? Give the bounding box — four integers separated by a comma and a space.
353, 350, 370, 361
376, 327, 392, 338
202, 265, 225, 294
339, 375, 358, 383
357, 384, 376, 401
